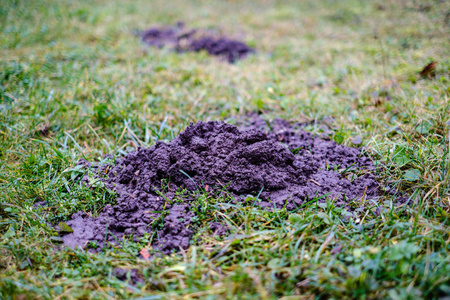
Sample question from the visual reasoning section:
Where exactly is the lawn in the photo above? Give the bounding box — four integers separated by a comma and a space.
1, 0, 449, 299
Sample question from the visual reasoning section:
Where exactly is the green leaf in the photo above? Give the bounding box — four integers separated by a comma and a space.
392, 146, 410, 166
316, 212, 331, 224
19, 260, 30, 269
393, 154, 410, 166
353, 248, 362, 259
267, 258, 281, 269
334, 132, 345, 144
58, 222, 74, 234
254, 98, 264, 110
415, 121, 432, 134
403, 169, 420, 181
340, 209, 353, 217
389, 241, 419, 261
288, 213, 302, 224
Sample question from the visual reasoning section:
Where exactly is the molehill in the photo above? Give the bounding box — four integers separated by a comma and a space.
62, 119, 380, 253
140, 23, 255, 63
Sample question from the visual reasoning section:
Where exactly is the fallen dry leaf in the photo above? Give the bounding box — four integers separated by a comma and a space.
140, 248, 150, 259
419, 61, 437, 78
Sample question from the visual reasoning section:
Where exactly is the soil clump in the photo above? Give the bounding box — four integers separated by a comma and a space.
139, 23, 255, 63
62, 118, 380, 254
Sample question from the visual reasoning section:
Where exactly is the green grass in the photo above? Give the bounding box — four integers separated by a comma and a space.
1, 0, 449, 298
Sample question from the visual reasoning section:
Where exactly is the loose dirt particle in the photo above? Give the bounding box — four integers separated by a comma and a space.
352, 136, 362, 145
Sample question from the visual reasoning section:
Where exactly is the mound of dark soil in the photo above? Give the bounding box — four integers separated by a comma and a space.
141, 27, 179, 48
62, 118, 380, 253
139, 24, 254, 63
188, 37, 254, 63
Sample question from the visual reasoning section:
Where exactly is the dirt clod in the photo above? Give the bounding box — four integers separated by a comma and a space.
352, 136, 362, 145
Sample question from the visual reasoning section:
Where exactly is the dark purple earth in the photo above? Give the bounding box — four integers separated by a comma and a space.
188, 37, 254, 63
140, 24, 255, 63
62, 117, 380, 254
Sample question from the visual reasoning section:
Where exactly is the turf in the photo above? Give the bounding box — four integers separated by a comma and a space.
0, 0, 449, 299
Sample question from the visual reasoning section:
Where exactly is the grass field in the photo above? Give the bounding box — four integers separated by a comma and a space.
1, 0, 449, 298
